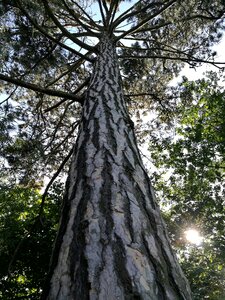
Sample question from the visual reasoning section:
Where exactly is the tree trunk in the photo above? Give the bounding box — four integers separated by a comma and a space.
42, 34, 192, 300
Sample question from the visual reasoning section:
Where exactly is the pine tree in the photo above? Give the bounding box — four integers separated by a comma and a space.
1, 1, 225, 299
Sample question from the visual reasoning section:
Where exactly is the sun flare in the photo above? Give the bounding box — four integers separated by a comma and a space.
185, 229, 203, 246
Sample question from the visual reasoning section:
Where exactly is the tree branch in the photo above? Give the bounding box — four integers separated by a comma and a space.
42, 0, 98, 53
61, 0, 100, 37
15, 0, 94, 62
48, 121, 79, 153
133, 13, 225, 34
97, 0, 107, 27
119, 44, 203, 60
119, 55, 225, 68
73, 1, 102, 30
0, 87, 18, 105
0, 74, 84, 104
44, 78, 90, 112
45, 103, 71, 151
45, 56, 89, 88
8, 229, 32, 276
112, 0, 142, 28
115, 0, 177, 41
125, 92, 157, 97
102, 0, 109, 15
108, 0, 121, 34
39, 144, 76, 215
70, 31, 99, 38
20, 42, 58, 78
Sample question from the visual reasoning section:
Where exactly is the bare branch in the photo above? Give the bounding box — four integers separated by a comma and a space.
73, 1, 102, 30
115, 0, 177, 41
45, 103, 71, 151
62, 0, 100, 36
44, 78, 90, 112
71, 31, 99, 38
8, 229, 32, 276
119, 44, 201, 60
0, 74, 84, 104
119, 55, 225, 68
39, 144, 76, 215
133, 12, 225, 34
97, 0, 107, 26
20, 43, 58, 78
112, 0, 143, 28
134, 21, 172, 34
42, 0, 98, 53
105, 0, 118, 27
113, 0, 163, 30
50, 121, 79, 153
0, 87, 18, 105
45, 56, 89, 88
125, 93, 157, 97
102, 0, 109, 15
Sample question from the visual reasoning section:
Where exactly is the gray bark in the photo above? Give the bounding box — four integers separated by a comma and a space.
42, 34, 192, 300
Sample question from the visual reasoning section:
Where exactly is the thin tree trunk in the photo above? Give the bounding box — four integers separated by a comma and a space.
42, 34, 192, 300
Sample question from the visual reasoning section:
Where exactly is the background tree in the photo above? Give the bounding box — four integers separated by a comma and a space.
1, 0, 225, 299
150, 72, 225, 299
0, 183, 62, 299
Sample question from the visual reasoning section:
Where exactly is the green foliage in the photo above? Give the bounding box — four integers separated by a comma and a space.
150, 72, 225, 299
0, 183, 62, 299
1, 0, 225, 298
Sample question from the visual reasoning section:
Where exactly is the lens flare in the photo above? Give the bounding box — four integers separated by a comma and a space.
185, 229, 203, 246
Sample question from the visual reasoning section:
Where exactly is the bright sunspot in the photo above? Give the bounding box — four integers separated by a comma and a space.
185, 229, 203, 246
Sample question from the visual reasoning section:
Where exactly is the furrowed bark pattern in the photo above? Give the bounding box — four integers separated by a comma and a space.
43, 35, 192, 300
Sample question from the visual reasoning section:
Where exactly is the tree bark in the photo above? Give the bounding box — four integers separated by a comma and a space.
42, 34, 192, 300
